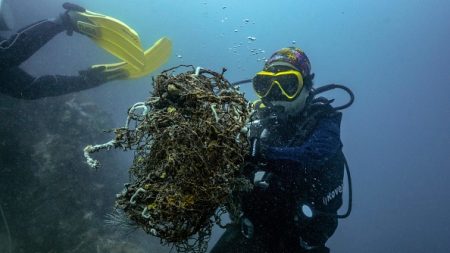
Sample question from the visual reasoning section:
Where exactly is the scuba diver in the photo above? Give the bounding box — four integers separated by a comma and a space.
0, 1, 172, 100
211, 47, 353, 253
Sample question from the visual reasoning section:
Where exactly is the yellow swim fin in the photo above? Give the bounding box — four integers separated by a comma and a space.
92, 37, 172, 80
68, 8, 145, 70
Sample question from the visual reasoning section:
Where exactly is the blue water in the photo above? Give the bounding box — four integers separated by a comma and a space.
4, 0, 450, 252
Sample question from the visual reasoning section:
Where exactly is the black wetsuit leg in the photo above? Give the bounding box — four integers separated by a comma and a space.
0, 20, 102, 99
210, 221, 307, 253
210, 212, 336, 253
210, 224, 269, 253
0, 67, 95, 99
0, 19, 64, 69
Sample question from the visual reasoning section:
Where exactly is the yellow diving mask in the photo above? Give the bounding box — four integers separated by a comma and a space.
252, 70, 304, 101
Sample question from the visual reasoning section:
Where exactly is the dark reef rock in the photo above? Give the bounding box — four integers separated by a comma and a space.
0, 94, 168, 253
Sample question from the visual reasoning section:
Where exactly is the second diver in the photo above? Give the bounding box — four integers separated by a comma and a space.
0, 2, 171, 100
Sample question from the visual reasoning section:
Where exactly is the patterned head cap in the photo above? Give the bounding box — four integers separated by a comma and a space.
264, 47, 311, 78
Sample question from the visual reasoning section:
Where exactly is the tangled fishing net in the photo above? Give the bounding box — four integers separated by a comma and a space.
84, 65, 252, 252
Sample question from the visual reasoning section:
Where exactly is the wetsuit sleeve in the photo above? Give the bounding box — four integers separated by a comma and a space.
0, 19, 64, 70
0, 67, 100, 100
265, 113, 342, 168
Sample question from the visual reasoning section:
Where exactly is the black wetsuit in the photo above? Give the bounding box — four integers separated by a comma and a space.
0, 20, 100, 99
210, 102, 345, 253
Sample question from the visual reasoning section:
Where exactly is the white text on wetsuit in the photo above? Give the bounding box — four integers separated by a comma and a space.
323, 184, 343, 205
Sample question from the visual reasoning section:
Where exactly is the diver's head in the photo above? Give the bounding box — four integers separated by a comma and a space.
0, 0, 14, 31
252, 47, 314, 116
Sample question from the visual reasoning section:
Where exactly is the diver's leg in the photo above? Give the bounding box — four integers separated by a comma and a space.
302, 246, 330, 253
210, 224, 268, 253
210, 224, 246, 253
0, 66, 103, 100
0, 20, 64, 70
298, 215, 338, 253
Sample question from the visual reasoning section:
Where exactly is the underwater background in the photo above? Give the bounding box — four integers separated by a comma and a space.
1, 0, 449, 252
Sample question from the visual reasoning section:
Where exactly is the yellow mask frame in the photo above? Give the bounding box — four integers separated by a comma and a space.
252, 70, 304, 100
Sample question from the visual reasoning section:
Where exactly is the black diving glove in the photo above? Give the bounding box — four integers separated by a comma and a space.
79, 65, 128, 86
247, 119, 272, 161
250, 135, 270, 161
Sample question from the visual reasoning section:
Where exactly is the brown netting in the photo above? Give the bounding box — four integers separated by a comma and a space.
85, 65, 252, 252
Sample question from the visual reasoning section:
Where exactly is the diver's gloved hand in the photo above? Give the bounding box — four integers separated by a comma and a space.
58, 2, 87, 36
79, 66, 128, 86
251, 170, 273, 190
252, 135, 269, 161
248, 127, 271, 161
